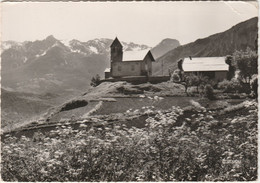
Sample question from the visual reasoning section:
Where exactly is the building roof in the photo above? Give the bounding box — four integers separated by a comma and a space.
110, 37, 122, 48
104, 68, 111, 72
122, 49, 155, 62
182, 57, 229, 72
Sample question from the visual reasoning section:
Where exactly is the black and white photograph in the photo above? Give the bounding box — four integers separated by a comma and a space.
1, 1, 258, 181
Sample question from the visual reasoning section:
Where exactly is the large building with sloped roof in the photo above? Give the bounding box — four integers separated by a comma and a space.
104, 37, 155, 79
178, 56, 230, 82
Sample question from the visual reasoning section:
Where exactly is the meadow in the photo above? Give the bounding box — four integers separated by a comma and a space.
1, 99, 257, 181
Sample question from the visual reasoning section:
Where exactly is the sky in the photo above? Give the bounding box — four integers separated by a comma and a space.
2, 2, 258, 47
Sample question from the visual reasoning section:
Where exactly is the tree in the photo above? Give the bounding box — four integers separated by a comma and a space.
225, 55, 236, 80
171, 72, 181, 82
171, 69, 183, 82
218, 79, 241, 93
90, 74, 101, 87
233, 47, 258, 83
204, 84, 215, 100
250, 74, 258, 98
181, 75, 193, 94
181, 74, 200, 94
195, 74, 209, 93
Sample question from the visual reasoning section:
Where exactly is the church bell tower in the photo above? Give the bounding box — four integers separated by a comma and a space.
110, 37, 123, 62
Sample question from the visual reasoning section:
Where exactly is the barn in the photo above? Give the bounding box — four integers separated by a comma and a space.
104, 37, 155, 78
178, 56, 230, 82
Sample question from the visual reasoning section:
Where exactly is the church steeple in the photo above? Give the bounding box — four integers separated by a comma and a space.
110, 37, 123, 62
110, 37, 122, 48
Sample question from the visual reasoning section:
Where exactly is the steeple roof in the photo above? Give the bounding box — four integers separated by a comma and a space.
110, 37, 123, 48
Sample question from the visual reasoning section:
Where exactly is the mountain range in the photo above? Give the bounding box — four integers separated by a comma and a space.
1, 35, 180, 95
2, 17, 257, 95
153, 17, 258, 75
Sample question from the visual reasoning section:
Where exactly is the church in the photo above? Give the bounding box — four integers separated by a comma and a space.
104, 37, 155, 79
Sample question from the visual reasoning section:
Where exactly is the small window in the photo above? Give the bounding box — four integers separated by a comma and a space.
118, 66, 122, 71
131, 65, 135, 71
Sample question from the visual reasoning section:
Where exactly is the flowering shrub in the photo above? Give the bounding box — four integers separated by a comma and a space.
1, 101, 257, 181
218, 79, 242, 93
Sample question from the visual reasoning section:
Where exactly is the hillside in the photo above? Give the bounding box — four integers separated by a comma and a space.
1, 88, 53, 130
153, 17, 258, 75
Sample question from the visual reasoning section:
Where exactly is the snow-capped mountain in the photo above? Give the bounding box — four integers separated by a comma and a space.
67, 38, 150, 55
1, 40, 23, 51
68, 39, 111, 55
1, 35, 151, 95
2, 36, 151, 62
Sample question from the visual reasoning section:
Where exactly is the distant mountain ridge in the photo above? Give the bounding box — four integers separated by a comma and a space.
1, 36, 150, 72
151, 38, 180, 59
1, 36, 151, 95
67, 38, 150, 55
153, 17, 258, 75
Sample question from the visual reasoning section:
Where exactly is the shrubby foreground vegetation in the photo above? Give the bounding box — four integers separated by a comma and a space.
2, 100, 257, 181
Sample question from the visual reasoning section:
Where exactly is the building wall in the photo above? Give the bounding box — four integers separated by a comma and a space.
184, 71, 227, 82
215, 71, 227, 82
140, 56, 153, 76
111, 47, 123, 62
111, 61, 142, 77
145, 57, 152, 76
105, 72, 111, 79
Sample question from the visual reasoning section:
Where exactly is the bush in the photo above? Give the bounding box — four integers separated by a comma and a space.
60, 100, 88, 112
204, 84, 215, 100
233, 48, 257, 83
250, 75, 258, 98
90, 74, 101, 87
181, 74, 200, 94
218, 79, 241, 93
171, 73, 180, 82
225, 55, 236, 80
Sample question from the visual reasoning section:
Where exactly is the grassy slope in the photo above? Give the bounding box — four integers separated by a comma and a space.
1, 89, 53, 129
43, 81, 187, 122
